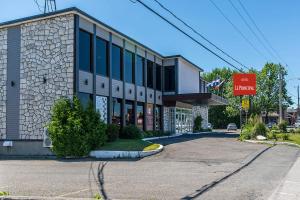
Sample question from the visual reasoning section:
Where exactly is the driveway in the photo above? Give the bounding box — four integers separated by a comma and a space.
0, 133, 298, 199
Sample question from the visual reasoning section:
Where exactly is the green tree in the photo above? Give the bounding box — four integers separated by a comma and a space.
254, 63, 292, 123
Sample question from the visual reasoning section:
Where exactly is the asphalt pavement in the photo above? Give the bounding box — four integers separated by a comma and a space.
0, 133, 299, 200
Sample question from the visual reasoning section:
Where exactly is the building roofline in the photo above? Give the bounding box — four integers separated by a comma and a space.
0, 7, 204, 70
165, 55, 204, 72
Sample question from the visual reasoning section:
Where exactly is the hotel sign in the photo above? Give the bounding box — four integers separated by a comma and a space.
233, 73, 256, 96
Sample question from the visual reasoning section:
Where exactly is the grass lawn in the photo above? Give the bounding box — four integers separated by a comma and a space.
98, 139, 160, 151
271, 133, 300, 146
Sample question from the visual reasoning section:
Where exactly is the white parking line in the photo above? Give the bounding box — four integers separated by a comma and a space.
57, 188, 90, 197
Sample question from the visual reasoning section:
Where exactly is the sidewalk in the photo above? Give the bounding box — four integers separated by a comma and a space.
269, 154, 300, 200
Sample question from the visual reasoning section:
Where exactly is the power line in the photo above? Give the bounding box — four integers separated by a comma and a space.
34, 0, 43, 13
228, 0, 277, 61
131, 0, 244, 72
151, 0, 250, 70
237, 0, 287, 65
209, 0, 268, 61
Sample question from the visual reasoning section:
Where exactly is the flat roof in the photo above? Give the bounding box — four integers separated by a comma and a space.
0, 7, 204, 71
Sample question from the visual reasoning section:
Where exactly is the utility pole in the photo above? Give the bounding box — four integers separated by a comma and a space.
279, 65, 283, 123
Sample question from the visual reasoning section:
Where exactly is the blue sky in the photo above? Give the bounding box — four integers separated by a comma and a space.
1, 0, 300, 106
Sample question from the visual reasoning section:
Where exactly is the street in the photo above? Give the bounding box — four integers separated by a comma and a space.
0, 133, 299, 200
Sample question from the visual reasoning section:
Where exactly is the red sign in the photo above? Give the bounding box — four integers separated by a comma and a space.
233, 73, 256, 96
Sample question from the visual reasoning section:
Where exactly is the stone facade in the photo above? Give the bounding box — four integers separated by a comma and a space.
0, 28, 7, 139
192, 105, 209, 129
19, 14, 74, 139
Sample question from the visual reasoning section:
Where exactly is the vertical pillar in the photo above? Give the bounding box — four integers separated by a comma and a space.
161, 59, 165, 132
92, 24, 97, 108
153, 56, 157, 131
144, 51, 147, 131
122, 39, 126, 127
107, 33, 113, 124
175, 58, 179, 94
134, 46, 138, 126
74, 15, 79, 96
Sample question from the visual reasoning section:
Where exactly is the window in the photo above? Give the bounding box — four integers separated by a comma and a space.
147, 60, 154, 88
77, 92, 92, 108
79, 30, 92, 72
155, 105, 162, 130
125, 50, 134, 83
137, 102, 144, 130
112, 44, 122, 80
96, 37, 108, 76
164, 66, 175, 92
96, 96, 108, 124
112, 98, 122, 125
156, 64, 162, 90
125, 100, 134, 125
136, 55, 145, 86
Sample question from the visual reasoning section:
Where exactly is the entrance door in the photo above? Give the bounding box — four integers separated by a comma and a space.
175, 108, 193, 134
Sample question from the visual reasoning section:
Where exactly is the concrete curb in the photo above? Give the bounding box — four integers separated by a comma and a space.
245, 140, 300, 148
142, 131, 213, 141
89, 144, 164, 159
183, 145, 273, 198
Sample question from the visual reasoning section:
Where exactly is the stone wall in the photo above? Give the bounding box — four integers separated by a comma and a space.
19, 14, 74, 139
0, 28, 7, 139
192, 105, 209, 129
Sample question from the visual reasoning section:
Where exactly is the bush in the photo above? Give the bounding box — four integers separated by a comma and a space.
121, 125, 142, 139
282, 133, 289, 141
253, 122, 267, 137
295, 128, 300, 134
143, 130, 172, 138
239, 124, 253, 140
47, 97, 107, 158
289, 129, 295, 134
85, 102, 107, 149
267, 130, 278, 140
106, 124, 120, 142
278, 120, 288, 133
193, 116, 203, 133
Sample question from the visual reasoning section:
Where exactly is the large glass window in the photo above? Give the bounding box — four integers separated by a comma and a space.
112, 44, 122, 80
77, 92, 92, 108
125, 50, 134, 83
125, 100, 134, 125
156, 64, 162, 90
96, 37, 108, 76
112, 98, 122, 125
155, 105, 162, 130
79, 30, 92, 72
147, 60, 154, 88
96, 96, 108, 124
136, 55, 144, 86
164, 66, 175, 92
137, 102, 144, 130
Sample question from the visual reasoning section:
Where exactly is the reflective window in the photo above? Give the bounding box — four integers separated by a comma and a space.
156, 64, 162, 90
112, 44, 122, 80
77, 92, 92, 108
96, 37, 108, 76
79, 30, 92, 72
147, 60, 154, 88
136, 55, 144, 86
125, 100, 134, 125
137, 102, 144, 130
112, 98, 122, 125
125, 50, 134, 83
164, 66, 175, 92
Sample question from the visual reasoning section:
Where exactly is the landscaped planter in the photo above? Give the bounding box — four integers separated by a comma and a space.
89, 144, 163, 159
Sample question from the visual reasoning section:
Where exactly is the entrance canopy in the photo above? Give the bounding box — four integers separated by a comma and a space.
163, 93, 228, 106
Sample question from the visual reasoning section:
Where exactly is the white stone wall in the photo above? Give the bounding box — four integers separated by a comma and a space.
19, 14, 74, 139
0, 28, 7, 139
192, 105, 209, 129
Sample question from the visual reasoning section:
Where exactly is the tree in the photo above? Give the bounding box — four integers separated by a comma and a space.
254, 63, 292, 123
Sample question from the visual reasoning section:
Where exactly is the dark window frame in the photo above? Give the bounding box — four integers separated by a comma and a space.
125, 50, 135, 84
156, 64, 162, 91
147, 60, 154, 88
136, 55, 145, 86
96, 36, 109, 77
111, 44, 123, 81
164, 66, 175, 92
79, 29, 93, 72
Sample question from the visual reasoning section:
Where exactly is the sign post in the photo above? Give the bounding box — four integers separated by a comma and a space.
233, 73, 257, 128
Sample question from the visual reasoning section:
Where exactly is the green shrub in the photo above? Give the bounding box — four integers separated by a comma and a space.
282, 133, 289, 141
271, 125, 279, 131
193, 116, 203, 133
121, 125, 142, 139
47, 97, 107, 158
85, 102, 107, 149
267, 130, 278, 140
239, 124, 253, 140
278, 120, 288, 132
253, 122, 267, 137
143, 130, 172, 138
295, 128, 300, 134
289, 129, 295, 134
106, 124, 120, 142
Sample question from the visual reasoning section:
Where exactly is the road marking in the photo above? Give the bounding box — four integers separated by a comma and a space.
57, 188, 90, 197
